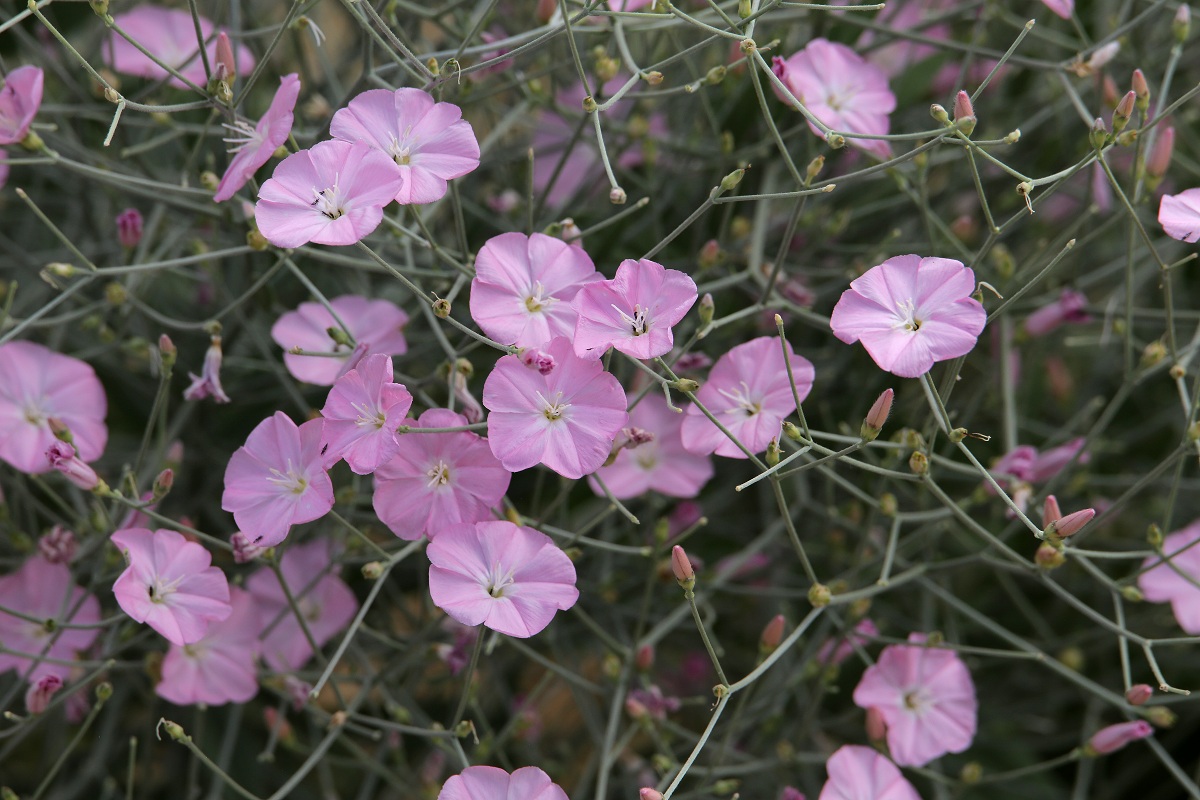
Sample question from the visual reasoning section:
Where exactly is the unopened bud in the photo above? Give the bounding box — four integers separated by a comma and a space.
806, 155, 825, 184
781, 421, 803, 442
200, 170, 219, 191
1174, 4, 1190, 42
362, 561, 384, 579
930, 103, 950, 125
1132, 69, 1150, 113
765, 438, 780, 466
698, 239, 720, 270
953, 91, 976, 135
1112, 91, 1135, 134
1120, 585, 1144, 602
706, 65, 726, 85
1125, 684, 1153, 706
159, 718, 188, 741
1083, 42, 1121, 75
247, 229, 269, 250
737, 0, 752, 17
720, 168, 744, 192
759, 614, 785, 653
640, 790, 665, 800
636, 644, 655, 672
1146, 126, 1174, 187
1102, 74, 1120, 108
1146, 706, 1177, 728
152, 468, 174, 501
908, 450, 928, 475
1044, 507, 1095, 542
215, 32, 236, 83
960, 763, 983, 784
865, 705, 887, 743
433, 298, 451, 318
643, 71, 663, 86
698, 292, 714, 327
1042, 495, 1062, 526
1141, 339, 1167, 367
860, 388, 893, 441
671, 378, 699, 393
158, 334, 177, 370
1086, 721, 1153, 755
808, 582, 832, 608
825, 132, 845, 149
25, 674, 62, 714
1147, 523, 1163, 548
609, 186, 627, 205
116, 207, 143, 249
1035, 542, 1066, 569
1090, 117, 1109, 151
671, 544, 695, 590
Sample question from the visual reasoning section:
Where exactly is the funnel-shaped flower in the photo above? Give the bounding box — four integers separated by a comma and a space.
214, 73, 300, 202
588, 393, 713, 499
438, 766, 569, 800
271, 295, 409, 385
571, 258, 698, 360
0, 556, 100, 683
819, 745, 920, 800
104, 6, 255, 89
0, 66, 43, 145
1138, 519, 1200, 633
1159, 188, 1200, 243
319, 353, 413, 474
157, 586, 261, 706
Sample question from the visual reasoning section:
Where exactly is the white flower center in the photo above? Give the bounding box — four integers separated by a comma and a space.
717, 381, 762, 418
22, 399, 47, 426
266, 460, 309, 494
612, 303, 649, 336
388, 129, 416, 165
311, 176, 346, 220
536, 390, 570, 421
147, 573, 186, 604
426, 460, 452, 488
903, 687, 933, 715
485, 561, 517, 598
893, 298, 922, 332
352, 401, 385, 429
524, 281, 556, 313
222, 120, 261, 154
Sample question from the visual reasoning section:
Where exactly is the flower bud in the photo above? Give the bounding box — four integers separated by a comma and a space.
38, 526, 77, 564
760, 614, 785, 654
1102, 74, 1120, 108
720, 168, 745, 192
698, 292, 714, 327
930, 103, 950, 125
636, 644, 655, 672
1174, 4, 1190, 42
1125, 684, 1153, 706
1146, 706, 1176, 728
215, 32, 236, 83
953, 91, 976, 136
808, 582, 832, 607
47, 441, 100, 490
1131, 69, 1150, 113
671, 545, 695, 590
25, 674, 62, 714
908, 450, 928, 475
1044, 507, 1095, 543
158, 718, 189, 742
1035, 542, 1066, 569
698, 239, 720, 270
1086, 721, 1153, 755
640, 790, 664, 800
1042, 495, 1062, 526
860, 388, 893, 441
1146, 126, 1174, 188
231, 531, 265, 564
362, 561, 384, 579
152, 468, 174, 501
737, 0, 752, 17
116, 207, 143, 249
866, 705, 887, 743
609, 186, 627, 205
1090, 117, 1109, 151
1112, 91, 1135, 134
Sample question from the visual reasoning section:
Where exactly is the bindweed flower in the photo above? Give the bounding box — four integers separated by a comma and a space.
0, 66, 43, 146
816, 618, 878, 667
221, 412, 334, 547
780, 788, 805, 800
183, 334, 231, 403
1086, 721, 1153, 755
483, 336, 628, 479
116, 208, 143, 248
110, 528, 232, 646
255, 140, 404, 248
46, 441, 100, 490
319, 353, 413, 474
570, 258, 698, 360
681, 336, 814, 459
373, 408, 511, 540
38, 526, 77, 564
0, 556, 100, 684
1159, 188, 1200, 242
214, 73, 300, 203
830, 254, 987, 379
1041, 0, 1074, 19
852, 632, 978, 766
330, 88, 480, 205
437, 766, 569, 800
25, 674, 61, 714
1138, 519, 1200, 633
428, 520, 579, 638
271, 295, 408, 386
0, 341, 108, 474
819, 745, 920, 800
157, 586, 261, 706
1125, 684, 1153, 706
104, 7, 255, 89
771, 40, 896, 160
1024, 289, 1091, 337
469, 232, 600, 349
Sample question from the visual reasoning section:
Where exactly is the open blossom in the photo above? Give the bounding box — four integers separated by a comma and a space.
0, 341, 108, 474
1024, 289, 1090, 337
0, 557, 100, 684
483, 336, 628, 479
819, 745, 921, 800
221, 412, 334, 546
681, 336, 814, 458
428, 521, 579, 638
1159, 188, 1200, 242
157, 586, 261, 706
470, 232, 600, 349
1138, 519, 1200, 633
771, 39, 896, 160
271, 295, 409, 385
588, 393, 713, 499
256, 140, 404, 248
246, 539, 358, 671
330, 88, 480, 205
111, 528, 232, 646
571, 258, 698, 360
373, 408, 511, 540
852, 633, 978, 767
1041, 0, 1074, 19
0, 66, 43, 145
830, 255, 986, 379
319, 353, 413, 474
104, 6, 255, 89
438, 766, 569, 800
214, 73, 300, 203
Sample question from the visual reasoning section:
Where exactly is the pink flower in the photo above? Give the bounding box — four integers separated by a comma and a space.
373, 408, 511, 540
271, 295, 409, 385
428, 521, 579, 638
38, 526, 77, 564
330, 88, 480, 205
183, 335, 231, 403
818, 745, 921, 800
116, 207, 144, 248
0, 65, 43, 145
104, 6, 256, 89
771, 40, 896, 160
1028, 437, 1087, 482
0, 557, 100, 683
1138, 520, 1200, 633
0, 341, 108, 474
46, 441, 100, 490
1024, 289, 1090, 337
681, 336, 814, 459
1159, 188, 1200, 242
214, 73, 300, 203
111, 528, 233, 646
1041, 0, 1074, 19
816, 618, 879, 667
588, 393, 713, 499
319, 353, 413, 474
852, 633, 978, 767
1087, 721, 1153, 755
830, 255, 986, 378
570, 258, 698, 360
246, 539, 358, 671
255, 140, 404, 248
25, 674, 61, 714
483, 336, 628, 479
437, 765, 568, 800
157, 586, 261, 706
469, 232, 600, 349
221, 412, 334, 547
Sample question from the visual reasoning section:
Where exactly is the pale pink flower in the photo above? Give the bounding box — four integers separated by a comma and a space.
1087, 721, 1153, 754
438, 765, 568, 800
830, 255, 986, 379
111, 528, 232, 646
0, 341, 108, 474
571, 258, 698, 360
681, 336, 814, 459
816, 618, 879, 667
255, 140, 404, 248
0, 557, 100, 683
330, 88, 480, 205
469, 232, 600, 349
221, 412, 334, 547
25, 674, 61, 714
46, 441, 100, 490
373, 408, 511, 540
835, 0, 953, 77
1138, 520, 1200, 633
818, 745, 921, 800
1159, 187, 1200, 242
771, 39, 896, 160
319, 353, 413, 474
780, 788, 806, 800
271, 295, 409, 386
588, 393, 713, 499
246, 539, 358, 671
0, 65, 43, 145
1024, 289, 1090, 337
1041, 0, 1074, 19
38, 526, 77, 564
230, 531, 265, 564
157, 586, 261, 706
483, 336, 628, 479
428, 520, 579, 638
214, 73, 300, 203
1029, 437, 1088, 482
104, 7, 255, 89
183, 335, 231, 403
852, 633, 978, 767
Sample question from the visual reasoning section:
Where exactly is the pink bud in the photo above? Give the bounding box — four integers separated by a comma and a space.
153, 468, 174, 500
780, 788, 806, 800
1024, 289, 1090, 337
25, 674, 62, 714
38, 525, 77, 564
1101, 74, 1120, 108
699, 239, 721, 269
46, 441, 99, 490
1087, 720, 1153, 754
861, 388, 894, 440
183, 335, 231, 403
215, 32, 236, 82
451, 371, 484, 424
536, 0, 557, 22
1147, 126, 1175, 179
866, 706, 887, 742
953, 90, 976, 134
231, 531, 265, 563
116, 207, 143, 248
625, 696, 649, 719
1125, 684, 1153, 706
671, 544, 695, 586
1112, 91, 1136, 132
1042, 495, 1063, 527
636, 644, 655, 672
1131, 69, 1150, 104
1086, 42, 1121, 72
760, 614, 786, 651
640, 790, 664, 800
1045, 508, 1095, 540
